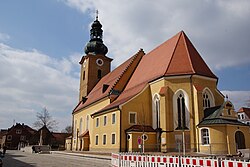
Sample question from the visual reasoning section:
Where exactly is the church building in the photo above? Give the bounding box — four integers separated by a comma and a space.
71, 16, 250, 154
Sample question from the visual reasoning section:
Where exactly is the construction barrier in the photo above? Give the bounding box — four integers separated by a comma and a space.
111, 153, 250, 167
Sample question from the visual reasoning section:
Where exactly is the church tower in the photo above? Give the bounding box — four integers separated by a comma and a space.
79, 13, 112, 100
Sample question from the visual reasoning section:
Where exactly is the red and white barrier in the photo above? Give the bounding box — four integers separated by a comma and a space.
111, 153, 250, 167
221, 159, 250, 167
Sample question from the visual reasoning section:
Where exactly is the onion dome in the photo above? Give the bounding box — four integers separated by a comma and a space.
84, 14, 108, 55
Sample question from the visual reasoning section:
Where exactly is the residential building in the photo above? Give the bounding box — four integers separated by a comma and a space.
71, 17, 250, 154
2, 123, 36, 150
237, 107, 250, 125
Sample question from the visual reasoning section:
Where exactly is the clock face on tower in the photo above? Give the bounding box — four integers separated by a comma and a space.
96, 58, 104, 66
83, 59, 87, 68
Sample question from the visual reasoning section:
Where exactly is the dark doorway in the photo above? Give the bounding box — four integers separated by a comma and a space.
235, 131, 246, 149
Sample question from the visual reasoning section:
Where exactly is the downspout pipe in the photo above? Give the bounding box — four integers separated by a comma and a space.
190, 75, 196, 152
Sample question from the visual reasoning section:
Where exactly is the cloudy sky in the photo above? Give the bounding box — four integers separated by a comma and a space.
0, 0, 249, 131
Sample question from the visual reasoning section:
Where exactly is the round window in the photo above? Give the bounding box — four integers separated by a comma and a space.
127, 134, 131, 141
96, 58, 104, 66
141, 134, 148, 141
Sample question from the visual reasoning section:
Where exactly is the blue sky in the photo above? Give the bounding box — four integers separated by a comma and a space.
0, 0, 250, 131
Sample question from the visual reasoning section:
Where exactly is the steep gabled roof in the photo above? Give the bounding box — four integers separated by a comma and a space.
73, 49, 145, 113
93, 31, 217, 115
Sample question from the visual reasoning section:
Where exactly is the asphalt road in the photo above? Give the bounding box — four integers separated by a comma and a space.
2, 150, 111, 167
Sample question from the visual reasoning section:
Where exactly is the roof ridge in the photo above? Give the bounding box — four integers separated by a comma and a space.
164, 31, 183, 75
109, 49, 145, 92
182, 31, 195, 73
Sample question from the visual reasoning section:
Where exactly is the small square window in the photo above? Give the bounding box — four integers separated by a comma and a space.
112, 113, 116, 124
20, 135, 26, 141
7, 135, 12, 141
16, 129, 22, 134
129, 113, 137, 124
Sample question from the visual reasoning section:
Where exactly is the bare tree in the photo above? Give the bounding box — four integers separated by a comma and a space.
61, 125, 72, 133
33, 107, 58, 131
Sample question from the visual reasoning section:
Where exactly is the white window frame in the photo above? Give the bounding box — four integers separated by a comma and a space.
201, 128, 210, 145
141, 134, 148, 141
16, 129, 22, 134
103, 115, 107, 126
112, 113, 116, 124
103, 134, 107, 145
129, 112, 137, 125
202, 88, 215, 109
7, 135, 12, 141
111, 133, 116, 145
20, 135, 26, 141
96, 117, 99, 127
173, 89, 190, 130
95, 135, 99, 145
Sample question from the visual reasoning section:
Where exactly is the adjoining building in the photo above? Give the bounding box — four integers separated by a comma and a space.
71, 17, 250, 154
1, 123, 70, 150
1, 123, 36, 150
237, 107, 250, 125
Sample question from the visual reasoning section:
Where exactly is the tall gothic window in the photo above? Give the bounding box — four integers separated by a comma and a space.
152, 94, 160, 129
86, 115, 89, 130
173, 90, 190, 130
202, 89, 214, 109
79, 118, 83, 134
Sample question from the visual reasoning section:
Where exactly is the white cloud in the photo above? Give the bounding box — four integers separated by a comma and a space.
0, 32, 10, 42
0, 43, 80, 130
221, 90, 250, 110
62, 0, 250, 70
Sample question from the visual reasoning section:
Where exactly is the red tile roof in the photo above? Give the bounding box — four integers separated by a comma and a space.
73, 49, 145, 113
238, 107, 250, 118
93, 31, 217, 115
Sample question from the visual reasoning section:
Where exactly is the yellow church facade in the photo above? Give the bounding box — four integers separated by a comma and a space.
71, 17, 250, 155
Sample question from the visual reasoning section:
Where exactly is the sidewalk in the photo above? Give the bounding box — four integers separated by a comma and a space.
52, 151, 111, 160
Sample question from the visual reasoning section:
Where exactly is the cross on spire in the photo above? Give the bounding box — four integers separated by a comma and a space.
96, 10, 99, 20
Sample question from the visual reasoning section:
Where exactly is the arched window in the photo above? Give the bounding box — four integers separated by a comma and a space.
86, 115, 89, 130
98, 69, 102, 79
202, 88, 215, 109
173, 90, 190, 130
79, 118, 83, 134
152, 94, 160, 129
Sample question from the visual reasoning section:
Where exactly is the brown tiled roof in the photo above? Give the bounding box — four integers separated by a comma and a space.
73, 49, 145, 113
125, 125, 156, 132
238, 107, 250, 118
93, 31, 217, 115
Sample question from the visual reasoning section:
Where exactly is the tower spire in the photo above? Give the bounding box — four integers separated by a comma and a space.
96, 10, 99, 20
84, 11, 108, 55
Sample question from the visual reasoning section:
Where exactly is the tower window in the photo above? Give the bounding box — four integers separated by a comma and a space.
98, 70, 102, 79
83, 71, 85, 80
